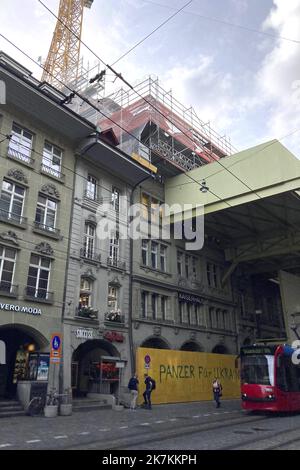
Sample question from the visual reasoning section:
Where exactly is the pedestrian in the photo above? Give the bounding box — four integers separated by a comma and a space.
142, 373, 156, 409
128, 373, 139, 410
212, 378, 222, 408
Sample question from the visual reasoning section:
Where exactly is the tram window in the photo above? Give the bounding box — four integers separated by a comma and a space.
277, 356, 300, 392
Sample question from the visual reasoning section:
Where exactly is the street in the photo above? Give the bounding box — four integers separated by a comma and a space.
0, 400, 300, 450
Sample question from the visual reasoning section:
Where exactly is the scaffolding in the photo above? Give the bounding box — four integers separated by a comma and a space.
96, 77, 237, 174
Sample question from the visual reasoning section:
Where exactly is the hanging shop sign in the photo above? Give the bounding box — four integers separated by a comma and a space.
178, 293, 203, 305
103, 331, 124, 343
75, 328, 94, 339
0, 302, 42, 316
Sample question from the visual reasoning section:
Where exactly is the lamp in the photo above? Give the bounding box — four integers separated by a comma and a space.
200, 180, 209, 193
27, 344, 35, 352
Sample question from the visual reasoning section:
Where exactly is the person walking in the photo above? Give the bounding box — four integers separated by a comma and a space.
212, 378, 222, 408
142, 373, 155, 409
128, 373, 139, 410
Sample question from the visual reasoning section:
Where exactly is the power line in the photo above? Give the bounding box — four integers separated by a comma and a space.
141, 0, 300, 45
111, 0, 193, 66
35, 0, 277, 203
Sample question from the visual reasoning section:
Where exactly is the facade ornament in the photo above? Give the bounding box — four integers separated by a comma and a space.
153, 325, 161, 336
109, 276, 121, 287
40, 183, 60, 199
0, 231, 19, 246
174, 328, 179, 335
81, 269, 96, 281
35, 242, 54, 256
190, 331, 196, 341
133, 321, 140, 330
87, 214, 97, 225
7, 168, 28, 184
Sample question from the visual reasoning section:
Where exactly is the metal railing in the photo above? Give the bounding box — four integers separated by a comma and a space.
33, 221, 60, 237
0, 282, 18, 296
24, 286, 54, 303
75, 306, 98, 320
7, 147, 35, 166
0, 209, 27, 226
80, 247, 101, 262
41, 161, 65, 182
104, 312, 125, 324
107, 257, 126, 270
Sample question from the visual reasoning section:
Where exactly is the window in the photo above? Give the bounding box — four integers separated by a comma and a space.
141, 291, 147, 318
0, 180, 25, 223
109, 233, 119, 265
79, 278, 92, 308
207, 263, 218, 288
161, 296, 167, 321
179, 302, 184, 323
83, 223, 95, 259
177, 251, 183, 276
216, 309, 223, 330
141, 193, 150, 220
187, 303, 191, 324
108, 285, 118, 311
185, 255, 189, 278
86, 175, 98, 200
111, 187, 120, 211
0, 246, 16, 293
142, 240, 148, 266
151, 293, 158, 319
42, 142, 62, 178
209, 307, 215, 328
27, 254, 51, 299
151, 242, 158, 269
8, 123, 33, 162
35, 195, 57, 231
160, 245, 166, 272
192, 257, 197, 276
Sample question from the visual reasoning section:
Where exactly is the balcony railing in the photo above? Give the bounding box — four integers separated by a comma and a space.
75, 307, 98, 320
24, 286, 54, 303
0, 282, 18, 297
83, 190, 102, 203
80, 248, 101, 263
107, 257, 126, 270
7, 147, 35, 166
33, 221, 61, 238
104, 311, 125, 324
41, 162, 65, 182
0, 209, 27, 227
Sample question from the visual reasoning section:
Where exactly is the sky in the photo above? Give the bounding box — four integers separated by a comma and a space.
1, 0, 300, 157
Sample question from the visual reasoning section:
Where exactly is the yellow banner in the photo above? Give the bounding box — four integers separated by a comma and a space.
136, 347, 240, 404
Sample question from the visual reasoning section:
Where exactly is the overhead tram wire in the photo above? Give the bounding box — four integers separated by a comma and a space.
36, 1, 275, 203
141, 0, 300, 46
0, 32, 231, 205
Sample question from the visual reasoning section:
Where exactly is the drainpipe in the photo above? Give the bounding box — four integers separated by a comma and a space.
128, 175, 154, 375
59, 152, 78, 395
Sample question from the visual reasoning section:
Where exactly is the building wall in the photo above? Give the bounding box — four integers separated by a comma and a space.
0, 104, 76, 345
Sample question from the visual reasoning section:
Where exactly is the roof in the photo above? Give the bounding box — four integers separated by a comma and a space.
165, 140, 300, 217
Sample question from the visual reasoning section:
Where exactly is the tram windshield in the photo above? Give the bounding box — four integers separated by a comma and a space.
241, 354, 274, 386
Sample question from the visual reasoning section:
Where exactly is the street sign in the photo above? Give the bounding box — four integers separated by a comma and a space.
50, 333, 62, 364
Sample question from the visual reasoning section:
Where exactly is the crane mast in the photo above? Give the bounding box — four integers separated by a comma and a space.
42, 0, 94, 89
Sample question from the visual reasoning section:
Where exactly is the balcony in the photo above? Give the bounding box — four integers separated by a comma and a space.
24, 287, 54, 304
33, 221, 61, 239
0, 282, 18, 298
107, 257, 126, 271
80, 248, 101, 264
41, 161, 65, 183
75, 306, 98, 321
104, 311, 125, 325
7, 147, 35, 167
83, 190, 103, 203
0, 209, 27, 229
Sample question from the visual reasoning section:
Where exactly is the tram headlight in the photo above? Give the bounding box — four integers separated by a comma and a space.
242, 393, 247, 400
268, 394, 275, 400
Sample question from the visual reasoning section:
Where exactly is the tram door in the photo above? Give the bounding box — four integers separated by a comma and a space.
280, 270, 300, 343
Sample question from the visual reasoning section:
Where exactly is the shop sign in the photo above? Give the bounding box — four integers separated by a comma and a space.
178, 293, 203, 304
0, 302, 42, 315
103, 331, 124, 343
75, 328, 94, 339
115, 362, 125, 368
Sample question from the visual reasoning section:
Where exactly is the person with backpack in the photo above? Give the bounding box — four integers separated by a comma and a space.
127, 373, 139, 410
212, 378, 222, 408
142, 373, 156, 409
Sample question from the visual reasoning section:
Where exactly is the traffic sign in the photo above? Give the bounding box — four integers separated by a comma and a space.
50, 333, 62, 364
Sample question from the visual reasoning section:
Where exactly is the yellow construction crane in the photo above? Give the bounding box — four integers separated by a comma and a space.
42, 0, 94, 89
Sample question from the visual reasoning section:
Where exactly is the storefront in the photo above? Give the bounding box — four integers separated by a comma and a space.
71, 335, 123, 397
0, 324, 49, 399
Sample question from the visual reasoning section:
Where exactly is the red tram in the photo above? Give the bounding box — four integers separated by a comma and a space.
241, 344, 300, 412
